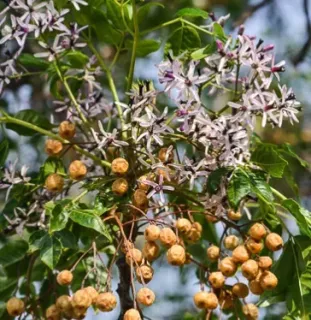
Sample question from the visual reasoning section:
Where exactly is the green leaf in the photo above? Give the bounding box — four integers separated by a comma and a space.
125, 39, 161, 57
0, 277, 18, 293
6, 110, 53, 136
66, 51, 89, 68
213, 23, 227, 42
176, 8, 208, 19
0, 139, 9, 167
39, 157, 66, 181
207, 167, 231, 194
280, 144, 309, 168
18, 53, 49, 70
29, 230, 46, 253
251, 143, 288, 178
0, 240, 28, 267
137, 2, 164, 25
106, 0, 129, 31
39, 234, 62, 270
227, 170, 251, 209
50, 204, 69, 233
55, 230, 78, 249
70, 208, 112, 241
282, 199, 311, 238
247, 170, 274, 204
167, 26, 201, 55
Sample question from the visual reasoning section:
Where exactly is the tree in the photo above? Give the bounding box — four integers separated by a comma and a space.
0, 0, 310, 319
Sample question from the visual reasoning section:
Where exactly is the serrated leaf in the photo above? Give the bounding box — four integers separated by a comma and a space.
176, 8, 208, 19
6, 110, 53, 136
39, 157, 66, 181
39, 235, 62, 270
70, 208, 112, 241
247, 170, 274, 203
0, 240, 28, 267
55, 230, 78, 249
18, 53, 49, 70
227, 170, 251, 209
50, 204, 69, 233
207, 167, 231, 194
0, 139, 9, 167
125, 39, 161, 57
28, 230, 47, 253
251, 143, 288, 178
167, 26, 201, 55
106, 0, 130, 31
280, 144, 309, 168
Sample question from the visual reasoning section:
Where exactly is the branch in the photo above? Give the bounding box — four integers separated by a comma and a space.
234, 0, 274, 26
292, 0, 311, 65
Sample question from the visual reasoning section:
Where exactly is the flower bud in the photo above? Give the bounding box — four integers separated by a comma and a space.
59, 121, 76, 139
208, 271, 225, 289
257, 256, 273, 270
232, 245, 250, 264
144, 225, 160, 242
142, 241, 160, 261
57, 270, 73, 286
111, 158, 129, 175
167, 244, 186, 266
265, 233, 283, 251
193, 292, 218, 310
241, 259, 259, 280
206, 245, 220, 262
176, 218, 192, 234
46, 304, 61, 320
260, 271, 278, 290
136, 288, 155, 306
6, 297, 25, 316
219, 257, 237, 277
158, 147, 174, 163
232, 282, 249, 298
45, 173, 64, 192
132, 189, 149, 210
96, 292, 117, 312
249, 223, 266, 241
112, 178, 128, 195
227, 209, 242, 221
224, 235, 240, 250
126, 248, 143, 266
159, 227, 177, 247
124, 308, 141, 320
72, 289, 92, 311
45, 139, 63, 156
136, 265, 154, 284
84, 286, 99, 304
242, 303, 259, 320
245, 238, 263, 254
69, 160, 87, 180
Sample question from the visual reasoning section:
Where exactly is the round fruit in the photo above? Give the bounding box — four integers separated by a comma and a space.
158, 147, 174, 163
227, 209, 242, 221
136, 288, 155, 306
206, 213, 219, 223
72, 289, 92, 311
45, 174, 64, 192
56, 295, 72, 313
167, 244, 186, 266
258, 256, 273, 270
218, 290, 234, 310
176, 218, 192, 234
126, 248, 143, 266
260, 271, 278, 290
96, 292, 117, 312
6, 297, 25, 316
224, 235, 240, 250
59, 121, 76, 139
144, 225, 160, 242
232, 245, 250, 264
111, 158, 129, 175
208, 271, 225, 288
193, 292, 218, 310
112, 178, 128, 195
84, 286, 99, 304
242, 303, 259, 320
159, 228, 177, 247
142, 241, 160, 261
45, 139, 63, 156
136, 265, 154, 284
121, 240, 134, 254
249, 223, 266, 241
124, 308, 141, 320
265, 233, 283, 251
249, 279, 264, 295
232, 283, 249, 298
206, 245, 220, 262
46, 304, 61, 320
245, 238, 263, 254
69, 160, 87, 180
219, 257, 237, 277
56, 270, 73, 286
241, 259, 259, 280
132, 189, 149, 210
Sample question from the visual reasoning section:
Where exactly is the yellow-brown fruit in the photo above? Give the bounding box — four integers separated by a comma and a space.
84, 286, 99, 304
137, 175, 151, 191
144, 225, 160, 242
46, 304, 61, 320
206, 213, 219, 223
136, 265, 154, 284
71, 306, 87, 320
159, 227, 177, 247
45, 139, 63, 156
45, 174, 64, 192
186, 222, 202, 243
158, 147, 174, 163
6, 297, 25, 316
241, 260, 259, 280
176, 218, 192, 234
56, 270, 73, 286
249, 223, 267, 241
224, 235, 240, 250
184, 252, 192, 264
121, 240, 134, 254
59, 121, 76, 139
219, 257, 237, 277
112, 178, 128, 195
167, 244, 186, 266
142, 241, 160, 261
249, 279, 264, 295
126, 248, 143, 266
245, 238, 263, 254
193, 292, 218, 310
208, 271, 225, 289
265, 233, 283, 251
232, 245, 250, 264
111, 158, 129, 175
136, 288, 155, 306
260, 271, 278, 290
227, 209, 242, 221
132, 189, 149, 210
69, 160, 87, 180
96, 292, 117, 312
56, 295, 72, 313
72, 289, 92, 311
192, 222, 203, 233
232, 283, 249, 298
206, 245, 220, 262
242, 304, 259, 320
124, 308, 141, 320
258, 256, 273, 270
219, 290, 234, 310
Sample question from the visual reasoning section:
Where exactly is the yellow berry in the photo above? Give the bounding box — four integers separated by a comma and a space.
232, 283, 249, 298
206, 245, 220, 262
56, 270, 73, 286
59, 121, 76, 139
219, 257, 237, 277
45, 173, 64, 192
142, 241, 160, 262
159, 228, 177, 247
124, 308, 141, 320
249, 223, 267, 241
111, 158, 129, 175
167, 244, 186, 266
208, 271, 225, 289
96, 292, 117, 312
232, 245, 250, 264
45, 139, 63, 156
6, 297, 25, 317
112, 178, 128, 195
136, 288, 155, 306
69, 160, 87, 180
265, 233, 283, 251
144, 225, 160, 242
